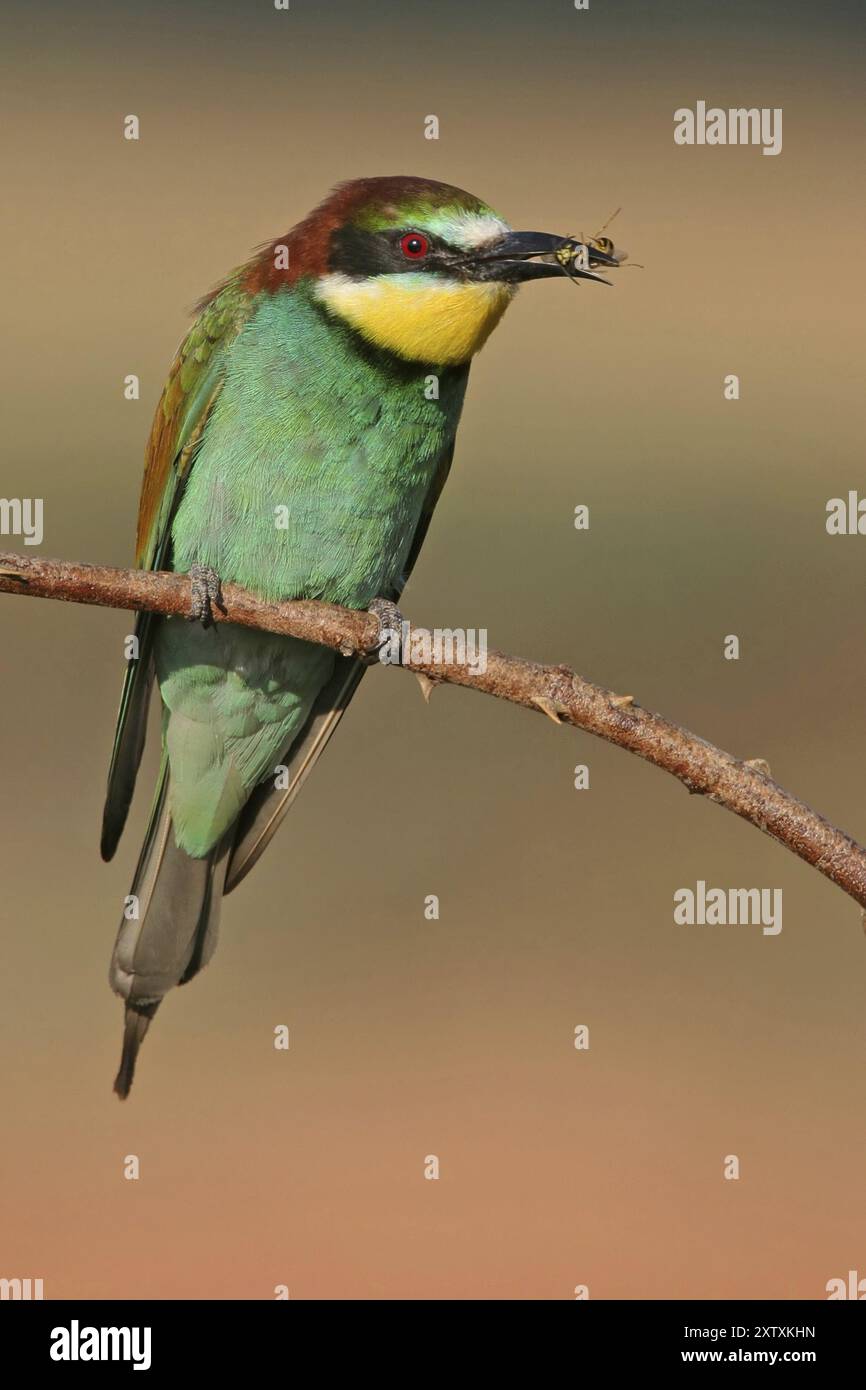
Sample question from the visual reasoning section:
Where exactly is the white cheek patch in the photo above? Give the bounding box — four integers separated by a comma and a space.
422, 210, 511, 250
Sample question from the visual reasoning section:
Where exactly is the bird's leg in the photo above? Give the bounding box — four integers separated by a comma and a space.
364, 596, 406, 665
187, 564, 226, 628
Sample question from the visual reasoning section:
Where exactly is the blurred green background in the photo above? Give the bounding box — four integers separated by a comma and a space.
1, 0, 864, 1298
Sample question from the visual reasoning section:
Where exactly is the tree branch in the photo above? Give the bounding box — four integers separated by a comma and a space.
3, 548, 866, 915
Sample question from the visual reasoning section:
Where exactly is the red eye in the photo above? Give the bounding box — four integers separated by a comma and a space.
400, 232, 429, 259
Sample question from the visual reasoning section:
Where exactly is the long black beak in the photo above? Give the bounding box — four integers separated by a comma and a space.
473, 230, 619, 284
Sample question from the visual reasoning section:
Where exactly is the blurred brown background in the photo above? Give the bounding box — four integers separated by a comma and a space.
1, 0, 864, 1299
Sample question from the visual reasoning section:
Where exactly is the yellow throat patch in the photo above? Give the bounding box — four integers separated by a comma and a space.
313, 273, 515, 366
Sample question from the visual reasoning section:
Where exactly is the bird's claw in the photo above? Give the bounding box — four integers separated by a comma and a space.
188, 564, 225, 628
364, 597, 406, 664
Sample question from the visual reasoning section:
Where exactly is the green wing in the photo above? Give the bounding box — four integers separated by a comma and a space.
100, 278, 252, 861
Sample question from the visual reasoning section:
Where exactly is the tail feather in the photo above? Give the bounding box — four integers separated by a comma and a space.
109, 762, 231, 1098
113, 1003, 158, 1099
100, 616, 155, 863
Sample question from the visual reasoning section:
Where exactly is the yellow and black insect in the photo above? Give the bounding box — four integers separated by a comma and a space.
555, 208, 638, 285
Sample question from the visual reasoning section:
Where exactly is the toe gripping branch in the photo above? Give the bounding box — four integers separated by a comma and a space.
188, 565, 226, 628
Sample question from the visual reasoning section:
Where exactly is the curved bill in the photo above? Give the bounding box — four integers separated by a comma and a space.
471, 230, 621, 284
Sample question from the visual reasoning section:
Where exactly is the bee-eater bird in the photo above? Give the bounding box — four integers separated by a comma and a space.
102, 175, 618, 1097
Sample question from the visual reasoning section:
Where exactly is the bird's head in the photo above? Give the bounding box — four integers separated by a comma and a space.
245, 176, 617, 368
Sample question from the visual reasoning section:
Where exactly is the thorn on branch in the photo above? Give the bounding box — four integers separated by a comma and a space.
532, 694, 566, 724
744, 757, 773, 778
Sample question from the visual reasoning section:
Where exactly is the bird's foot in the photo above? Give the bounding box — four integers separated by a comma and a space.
364, 597, 406, 665
187, 564, 226, 629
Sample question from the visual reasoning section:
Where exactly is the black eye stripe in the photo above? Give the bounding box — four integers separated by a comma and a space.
328, 224, 468, 279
